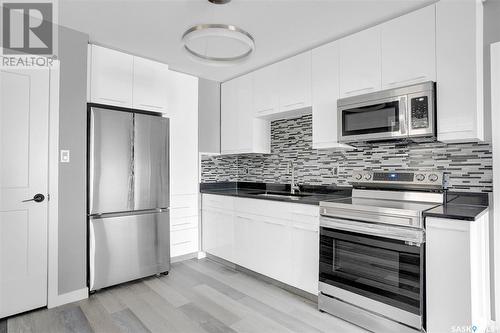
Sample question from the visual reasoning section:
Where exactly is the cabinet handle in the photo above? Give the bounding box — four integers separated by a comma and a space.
291, 211, 319, 217
236, 215, 252, 221
99, 97, 126, 104
344, 87, 375, 95
387, 76, 426, 86
172, 222, 193, 227
292, 224, 318, 232
171, 206, 190, 210
261, 219, 287, 227
173, 240, 192, 246
138, 103, 163, 110
282, 101, 305, 108
257, 108, 275, 114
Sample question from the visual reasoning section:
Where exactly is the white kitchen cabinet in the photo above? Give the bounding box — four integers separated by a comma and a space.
89, 45, 170, 113
221, 74, 270, 155
201, 194, 320, 294
381, 5, 436, 89
311, 42, 353, 150
132, 57, 169, 113
167, 71, 199, 258
426, 214, 490, 333
290, 206, 319, 294
436, 0, 485, 143
339, 27, 381, 97
202, 207, 234, 262
253, 65, 280, 117
89, 44, 134, 107
277, 52, 312, 113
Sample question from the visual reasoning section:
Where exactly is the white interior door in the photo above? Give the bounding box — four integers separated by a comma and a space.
0, 68, 49, 318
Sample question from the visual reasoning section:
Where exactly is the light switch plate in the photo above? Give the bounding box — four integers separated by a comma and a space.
60, 150, 70, 163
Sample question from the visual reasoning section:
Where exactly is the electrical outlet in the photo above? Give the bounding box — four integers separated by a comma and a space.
332, 166, 338, 176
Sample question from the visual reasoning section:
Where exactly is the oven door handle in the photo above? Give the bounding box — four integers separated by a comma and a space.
320, 216, 425, 245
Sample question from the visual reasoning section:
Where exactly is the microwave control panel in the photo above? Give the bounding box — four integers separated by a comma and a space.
410, 96, 429, 129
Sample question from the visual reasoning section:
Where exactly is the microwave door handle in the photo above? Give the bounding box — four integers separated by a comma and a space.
399, 96, 408, 135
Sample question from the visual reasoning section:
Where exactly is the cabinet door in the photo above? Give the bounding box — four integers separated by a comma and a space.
278, 52, 312, 112
311, 42, 352, 150
436, 0, 484, 143
167, 71, 199, 196
90, 45, 134, 107
221, 79, 240, 154
290, 222, 319, 294
236, 74, 254, 153
339, 27, 381, 97
215, 209, 234, 262
202, 208, 218, 255
255, 217, 291, 284
133, 57, 169, 113
253, 65, 279, 116
234, 214, 253, 269
381, 5, 436, 89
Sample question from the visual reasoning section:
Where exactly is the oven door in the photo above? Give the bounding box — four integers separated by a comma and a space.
319, 218, 424, 329
338, 96, 407, 143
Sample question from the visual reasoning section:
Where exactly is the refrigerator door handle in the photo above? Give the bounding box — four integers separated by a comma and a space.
89, 208, 169, 220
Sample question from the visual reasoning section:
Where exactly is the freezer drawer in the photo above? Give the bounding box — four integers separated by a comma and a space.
89, 211, 170, 291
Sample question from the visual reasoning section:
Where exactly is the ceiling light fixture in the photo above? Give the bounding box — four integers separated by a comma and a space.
181, 23, 255, 65
208, 0, 231, 4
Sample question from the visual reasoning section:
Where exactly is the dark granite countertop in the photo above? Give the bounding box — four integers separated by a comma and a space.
423, 192, 489, 221
201, 183, 489, 220
200, 182, 352, 206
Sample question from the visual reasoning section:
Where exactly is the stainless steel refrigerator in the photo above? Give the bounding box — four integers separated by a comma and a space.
88, 105, 170, 291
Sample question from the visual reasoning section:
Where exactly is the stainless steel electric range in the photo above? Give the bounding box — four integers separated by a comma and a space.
318, 171, 445, 333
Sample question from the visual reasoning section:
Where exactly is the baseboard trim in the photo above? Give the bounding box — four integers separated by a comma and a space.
48, 287, 88, 308
171, 252, 198, 263
205, 253, 318, 303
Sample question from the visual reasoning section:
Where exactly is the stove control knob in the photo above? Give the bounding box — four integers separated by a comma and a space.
428, 174, 439, 182
364, 174, 372, 180
415, 174, 425, 181
354, 173, 362, 180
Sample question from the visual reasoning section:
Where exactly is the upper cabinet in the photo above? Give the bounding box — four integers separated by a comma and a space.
381, 5, 436, 89
132, 57, 170, 113
311, 42, 352, 150
253, 65, 279, 117
89, 45, 134, 107
253, 52, 312, 120
277, 52, 312, 113
436, 0, 484, 143
221, 74, 270, 155
339, 27, 381, 97
88, 44, 169, 113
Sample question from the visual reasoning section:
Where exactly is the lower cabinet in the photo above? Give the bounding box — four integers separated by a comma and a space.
202, 194, 319, 294
170, 194, 199, 258
426, 213, 490, 332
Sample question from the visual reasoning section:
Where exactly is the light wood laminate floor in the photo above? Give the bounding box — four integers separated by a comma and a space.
0, 258, 366, 333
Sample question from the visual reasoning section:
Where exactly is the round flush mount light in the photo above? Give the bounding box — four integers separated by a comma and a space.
182, 24, 255, 65
208, 0, 231, 4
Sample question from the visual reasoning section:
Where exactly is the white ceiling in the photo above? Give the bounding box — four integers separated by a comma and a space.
59, 0, 436, 82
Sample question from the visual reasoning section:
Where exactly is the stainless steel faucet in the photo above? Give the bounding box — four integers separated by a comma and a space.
290, 162, 300, 194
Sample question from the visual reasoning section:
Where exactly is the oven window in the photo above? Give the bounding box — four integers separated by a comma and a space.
319, 228, 422, 315
342, 101, 400, 136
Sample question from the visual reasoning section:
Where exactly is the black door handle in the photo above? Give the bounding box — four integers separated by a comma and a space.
22, 194, 45, 203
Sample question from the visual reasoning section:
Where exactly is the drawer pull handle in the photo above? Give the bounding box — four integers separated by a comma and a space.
173, 240, 192, 246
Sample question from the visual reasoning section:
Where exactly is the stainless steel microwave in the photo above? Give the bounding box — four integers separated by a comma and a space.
338, 81, 435, 143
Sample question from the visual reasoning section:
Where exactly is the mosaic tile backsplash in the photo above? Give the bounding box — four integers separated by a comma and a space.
201, 115, 493, 192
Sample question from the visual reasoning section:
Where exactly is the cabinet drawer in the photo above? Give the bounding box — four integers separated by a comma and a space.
171, 227, 198, 257
171, 194, 198, 218
235, 197, 292, 220
202, 194, 234, 210
171, 215, 198, 231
